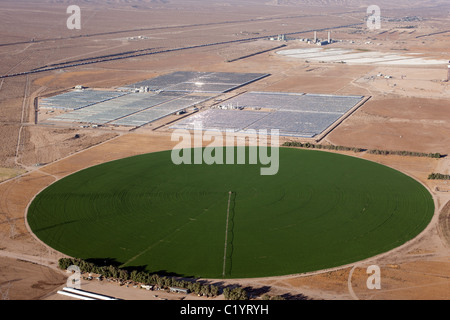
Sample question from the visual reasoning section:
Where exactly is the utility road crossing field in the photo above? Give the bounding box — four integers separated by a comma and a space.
27, 148, 434, 279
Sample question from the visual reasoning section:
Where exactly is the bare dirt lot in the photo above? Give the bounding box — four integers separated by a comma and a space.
326, 97, 450, 154
0, 0, 449, 300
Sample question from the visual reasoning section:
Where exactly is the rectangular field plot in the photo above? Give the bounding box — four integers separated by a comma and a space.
110, 95, 212, 127
226, 92, 364, 114
171, 109, 270, 132
39, 90, 128, 110
164, 82, 240, 93
47, 91, 214, 127
126, 71, 269, 93
130, 71, 203, 91
48, 92, 175, 124
171, 92, 365, 138
197, 72, 270, 85
245, 111, 344, 138
224, 92, 304, 110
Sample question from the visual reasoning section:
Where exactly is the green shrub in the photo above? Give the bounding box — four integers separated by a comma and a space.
428, 173, 450, 180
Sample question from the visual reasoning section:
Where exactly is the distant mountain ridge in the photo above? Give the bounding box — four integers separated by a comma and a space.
7, 0, 448, 5
265, 0, 449, 8
5, 0, 450, 11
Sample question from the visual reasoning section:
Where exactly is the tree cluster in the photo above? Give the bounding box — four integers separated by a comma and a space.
367, 149, 441, 158
283, 141, 443, 159
261, 294, 286, 300
58, 258, 238, 299
282, 141, 363, 153
222, 286, 249, 300
428, 173, 450, 180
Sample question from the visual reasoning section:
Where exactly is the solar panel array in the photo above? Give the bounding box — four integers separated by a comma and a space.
289, 94, 365, 114
126, 71, 269, 93
171, 92, 364, 138
224, 92, 305, 110
172, 109, 271, 132
245, 111, 346, 137
110, 95, 210, 127
225, 92, 363, 114
40, 90, 128, 110
48, 92, 211, 126
43, 72, 270, 127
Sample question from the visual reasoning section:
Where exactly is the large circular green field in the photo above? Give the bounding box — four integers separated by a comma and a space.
27, 147, 434, 279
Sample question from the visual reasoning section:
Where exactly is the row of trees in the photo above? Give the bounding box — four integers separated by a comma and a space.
223, 287, 249, 300
367, 149, 442, 158
58, 258, 244, 300
282, 141, 363, 153
428, 173, 450, 180
283, 141, 443, 159
261, 294, 285, 300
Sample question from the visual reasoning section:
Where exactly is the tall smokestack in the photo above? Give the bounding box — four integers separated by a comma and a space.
328, 31, 331, 43
314, 31, 317, 43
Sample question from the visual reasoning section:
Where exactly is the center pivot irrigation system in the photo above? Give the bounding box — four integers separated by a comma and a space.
223, 191, 233, 278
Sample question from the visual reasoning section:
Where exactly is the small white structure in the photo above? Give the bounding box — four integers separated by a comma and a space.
169, 287, 189, 294
141, 285, 153, 291
58, 287, 119, 300
447, 64, 450, 82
